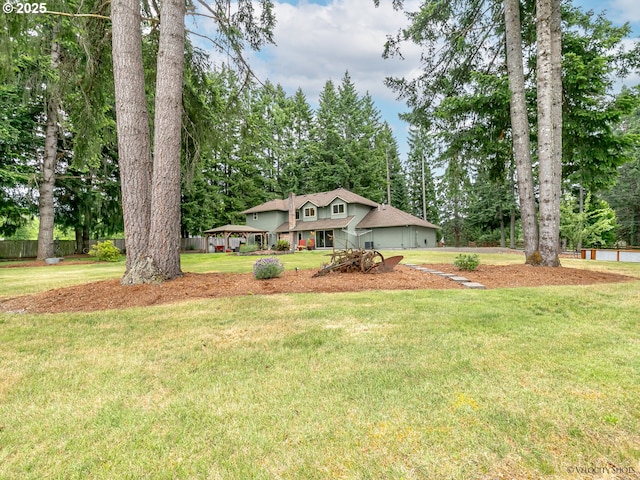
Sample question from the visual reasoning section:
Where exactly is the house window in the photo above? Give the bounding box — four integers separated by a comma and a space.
304, 207, 316, 218
295, 210, 300, 220
253, 213, 259, 220
332, 203, 345, 215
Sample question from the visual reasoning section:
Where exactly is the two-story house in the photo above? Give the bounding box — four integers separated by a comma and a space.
241, 188, 439, 250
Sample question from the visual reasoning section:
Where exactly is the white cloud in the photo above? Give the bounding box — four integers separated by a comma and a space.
189, 0, 422, 157
246, 0, 421, 106
612, 0, 640, 24
189, 0, 423, 158
191, 0, 640, 161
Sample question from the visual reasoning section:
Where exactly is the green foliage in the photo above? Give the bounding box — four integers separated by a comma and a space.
239, 243, 260, 254
560, 193, 618, 249
275, 239, 290, 251
561, 9, 640, 191
382, 0, 640, 251
453, 253, 480, 271
88, 240, 121, 262
405, 126, 439, 223
252, 257, 284, 279
304, 72, 395, 203
605, 102, 640, 246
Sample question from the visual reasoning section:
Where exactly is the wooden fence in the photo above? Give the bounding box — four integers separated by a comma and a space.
0, 238, 208, 259
0, 239, 125, 259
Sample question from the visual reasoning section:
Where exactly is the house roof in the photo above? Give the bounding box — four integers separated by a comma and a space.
274, 216, 356, 233
356, 205, 440, 230
241, 187, 379, 214
203, 224, 267, 234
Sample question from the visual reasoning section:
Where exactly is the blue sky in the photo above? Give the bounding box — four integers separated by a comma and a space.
191, 0, 640, 163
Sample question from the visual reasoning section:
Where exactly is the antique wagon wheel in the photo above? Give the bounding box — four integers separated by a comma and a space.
361, 250, 385, 273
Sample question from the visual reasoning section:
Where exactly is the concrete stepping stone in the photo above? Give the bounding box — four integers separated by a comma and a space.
403, 263, 487, 290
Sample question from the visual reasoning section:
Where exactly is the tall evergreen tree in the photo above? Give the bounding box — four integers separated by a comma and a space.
307, 80, 349, 191
405, 126, 439, 223
377, 0, 639, 262
280, 88, 314, 195
111, 0, 275, 283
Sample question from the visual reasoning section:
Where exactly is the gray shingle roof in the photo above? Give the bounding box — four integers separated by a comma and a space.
356, 205, 440, 229
241, 188, 378, 214
203, 224, 268, 234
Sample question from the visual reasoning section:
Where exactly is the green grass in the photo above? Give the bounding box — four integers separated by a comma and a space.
1, 250, 640, 478
3, 249, 639, 298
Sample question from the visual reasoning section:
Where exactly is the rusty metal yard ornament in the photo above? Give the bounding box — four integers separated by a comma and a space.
312, 249, 403, 277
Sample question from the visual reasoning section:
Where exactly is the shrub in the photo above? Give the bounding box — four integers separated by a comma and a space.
275, 239, 290, 251
253, 257, 285, 279
454, 253, 480, 271
88, 240, 121, 262
240, 243, 260, 254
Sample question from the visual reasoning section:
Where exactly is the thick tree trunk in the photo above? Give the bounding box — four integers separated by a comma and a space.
551, 0, 563, 254
75, 227, 83, 254
536, 0, 562, 266
37, 33, 61, 260
111, 0, 154, 283
503, 0, 539, 263
510, 207, 516, 249
82, 225, 90, 253
147, 0, 186, 280
577, 185, 584, 252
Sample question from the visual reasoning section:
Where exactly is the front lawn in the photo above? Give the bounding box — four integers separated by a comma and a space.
1, 251, 639, 478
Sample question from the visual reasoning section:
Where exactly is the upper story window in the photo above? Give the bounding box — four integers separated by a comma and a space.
295, 210, 300, 220
304, 207, 316, 218
332, 203, 345, 215
253, 213, 259, 220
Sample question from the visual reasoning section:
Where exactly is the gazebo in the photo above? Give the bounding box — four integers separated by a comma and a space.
202, 225, 268, 253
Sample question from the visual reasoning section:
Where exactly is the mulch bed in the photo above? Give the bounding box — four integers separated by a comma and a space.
0, 263, 634, 314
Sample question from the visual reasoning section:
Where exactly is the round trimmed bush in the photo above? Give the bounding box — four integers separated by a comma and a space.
88, 240, 121, 262
253, 257, 285, 279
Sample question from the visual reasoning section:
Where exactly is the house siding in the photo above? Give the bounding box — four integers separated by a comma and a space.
240, 188, 439, 250
361, 226, 437, 249
330, 229, 350, 250
246, 211, 287, 247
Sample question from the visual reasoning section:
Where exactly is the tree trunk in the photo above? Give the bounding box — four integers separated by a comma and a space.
503, 0, 539, 263
551, 0, 563, 254
536, 0, 562, 266
36, 32, 61, 260
111, 0, 153, 283
75, 227, 83, 254
147, 0, 186, 280
577, 185, 584, 252
510, 207, 516, 249
421, 153, 427, 220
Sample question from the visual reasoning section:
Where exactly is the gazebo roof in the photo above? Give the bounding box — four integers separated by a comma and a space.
203, 224, 267, 234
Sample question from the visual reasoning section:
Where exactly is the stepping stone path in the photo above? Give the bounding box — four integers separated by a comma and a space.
404, 264, 486, 289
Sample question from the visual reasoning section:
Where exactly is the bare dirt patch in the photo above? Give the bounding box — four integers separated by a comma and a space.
0, 263, 634, 314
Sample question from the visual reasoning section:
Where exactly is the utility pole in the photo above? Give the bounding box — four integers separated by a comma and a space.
385, 148, 392, 205
421, 153, 427, 219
